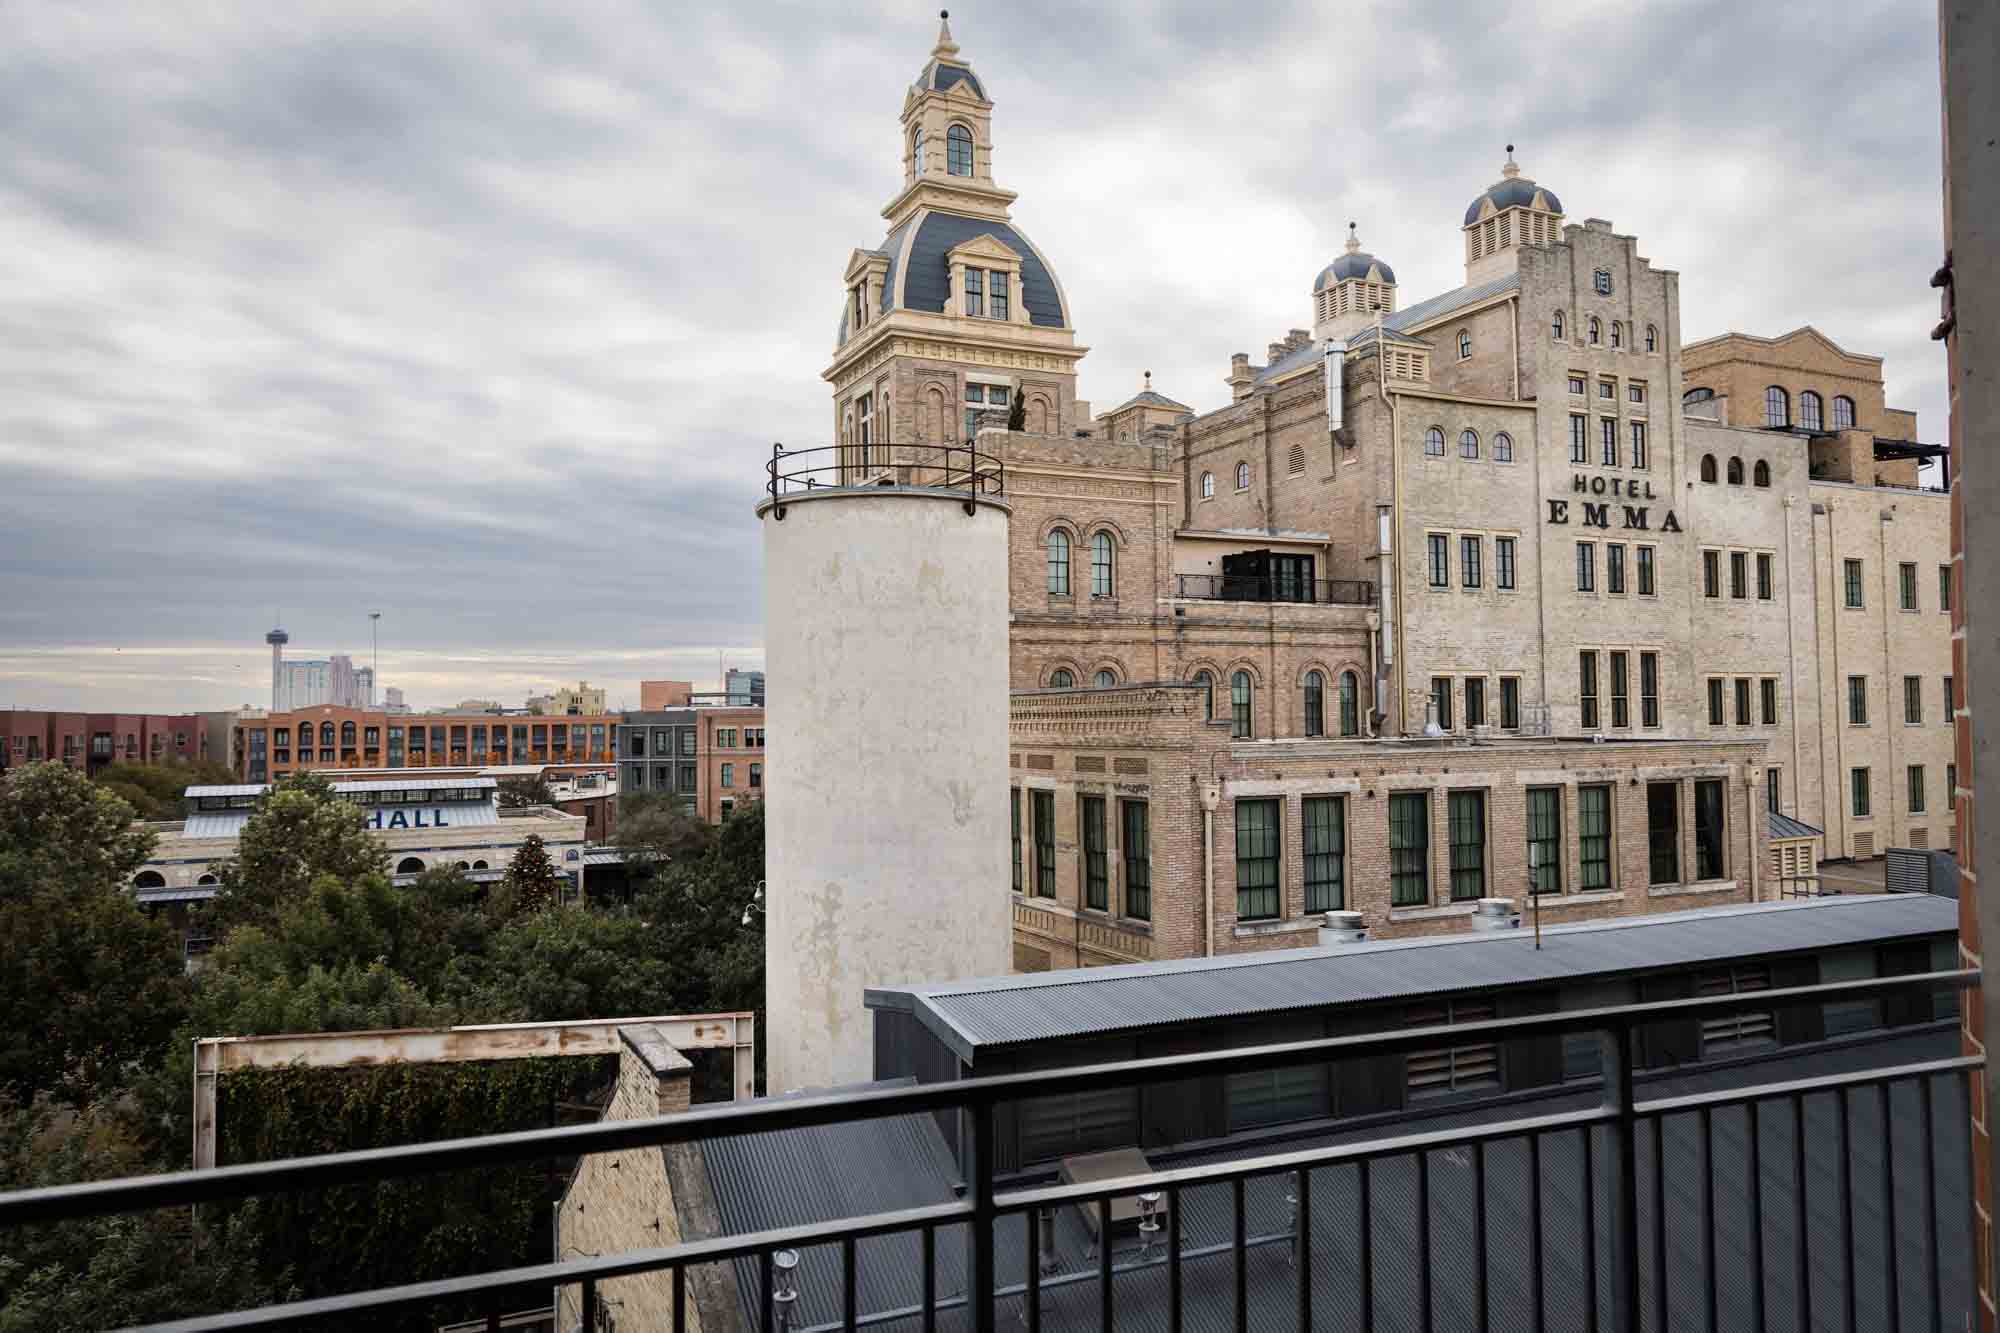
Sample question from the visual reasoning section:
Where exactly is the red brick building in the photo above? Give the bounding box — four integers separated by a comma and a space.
0, 709, 210, 776
232, 706, 621, 782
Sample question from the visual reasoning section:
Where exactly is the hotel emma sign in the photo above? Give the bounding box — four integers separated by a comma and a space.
1547, 473, 1681, 533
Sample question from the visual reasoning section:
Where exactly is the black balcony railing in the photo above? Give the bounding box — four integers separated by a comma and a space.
766, 442, 1004, 519
0, 970, 1979, 1331
1175, 573, 1378, 605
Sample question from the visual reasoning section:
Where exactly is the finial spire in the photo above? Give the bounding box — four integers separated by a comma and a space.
1143, 370, 1153, 391
1344, 221, 1361, 254
1501, 144, 1520, 179
933, 9, 959, 59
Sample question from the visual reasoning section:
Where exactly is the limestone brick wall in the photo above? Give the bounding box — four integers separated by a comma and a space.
556, 1026, 699, 1333
1428, 299, 1522, 402
1682, 329, 1890, 435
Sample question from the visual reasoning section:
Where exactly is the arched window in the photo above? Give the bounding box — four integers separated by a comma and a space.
1303, 670, 1325, 737
945, 124, 974, 176
396, 857, 425, 874
1231, 671, 1253, 739
456, 861, 471, 870
1700, 454, 1718, 483
1552, 310, 1565, 341
1457, 329, 1472, 360
1727, 456, 1745, 485
1094, 669, 1117, 689
296, 723, 311, 746
1091, 531, 1114, 597
1645, 324, 1658, 353
1799, 390, 1823, 432
1494, 432, 1514, 463
1610, 321, 1623, 349
1753, 460, 1771, 488
1764, 386, 1790, 428
1235, 461, 1250, 490
340, 721, 356, 745
1046, 529, 1070, 595
1832, 395, 1855, 430
1049, 668, 1074, 688
1339, 671, 1360, 736
133, 870, 165, 889
1192, 670, 1215, 721
473, 860, 489, 870
196, 873, 217, 886
1424, 427, 1446, 457
1459, 429, 1480, 460
319, 721, 335, 746
910, 127, 925, 175
1200, 472, 1215, 498
1588, 317, 1601, 345
1684, 387, 1714, 405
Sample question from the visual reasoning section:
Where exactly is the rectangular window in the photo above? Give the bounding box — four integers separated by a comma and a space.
1767, 767, 1781, 813
1428, 533, 1449, 588
1235, 799, 1281, 921
990, 270, 1010, 320
680, 731, 695, 756
1641, 652, 1660, 727
1011, 790, 1022, 893
1527, 787, 1563, 894
1629, 382, 1646, 404
1122, 800, 1151, 921
680, 762, 696, 791
1735, 677, 1752, 726
1637, 545, 1656, 596
1757, 552, 1773, 600
1607, 543, 1626, 594
1032, 790, 1056, 896
1569, 414, 1588, 463
1945, 676, 1957, 722
1431, 676, 1454, 730
1500, 677, 1521, 730
1496, 536, 1517, 589
719, 728, 736, 748
1578, 785, 1612, 890
1647, 782, 1680, 884
1389, 792, 1430, 906
1460, 535, 1482, 588
1899, 562, 1918, 611
1848, 675, 1868, 725
1844, 558, 1864, 608
1904, 675, 1924, 724
1908, 765, 1927, 814
1940, 565, 1953, 614
1703, 549, 1720, 598
1081, 796, 1108, 910
749, 762, 762, 788
1580, 652, 1599, 729
1598, 379, 1614, 400
964, 266, 984, 317
1600, 416, 1617, 465
1949, 763, 1958, 805
1761, 678, 1779, 725
721, 762, 734, 788
1448, 790, 1487, 901
1465, 677, 1486, 728
1851, 767, 1871, 819
1707, 678, 1725, 726
1569, 374, 1586, 395
1630, 420, 1648, 469
1610, 651, 1629, 727
1729, 551, 1748, 599
1303, 796, 1345, 913
1576, 542, 1595, 592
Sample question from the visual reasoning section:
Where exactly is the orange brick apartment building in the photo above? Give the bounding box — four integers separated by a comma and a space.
233, 706, 620, 782
0, 709, 210, 776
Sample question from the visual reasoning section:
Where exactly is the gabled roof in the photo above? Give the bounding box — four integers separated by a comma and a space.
1681, 325, 1884, 366
1384, 272, 1521, 334
1107, 388, 1192, 414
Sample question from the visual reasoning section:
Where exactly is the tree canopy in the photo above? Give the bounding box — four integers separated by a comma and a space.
494, 774, 554, 808
93, 759, 237, 821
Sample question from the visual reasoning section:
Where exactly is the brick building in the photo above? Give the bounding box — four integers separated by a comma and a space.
0, 709, 210, 776
232, 706, 620, 782
616, 704, 765, 824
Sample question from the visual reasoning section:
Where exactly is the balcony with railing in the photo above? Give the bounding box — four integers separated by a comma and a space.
0, 968, 1977, 1332
1174, 573, 1378, 605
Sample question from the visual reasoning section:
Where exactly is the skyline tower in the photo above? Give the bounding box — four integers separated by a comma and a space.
264, 622, 289, 712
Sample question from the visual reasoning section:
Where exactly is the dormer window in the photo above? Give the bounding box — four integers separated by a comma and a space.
848, 283, 867, 333
990, 272, 1009, 319
964, 268, 984, 317
946, 124, 974, 176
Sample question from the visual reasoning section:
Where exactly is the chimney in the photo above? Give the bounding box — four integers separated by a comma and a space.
1267, 341, 1288, 363
1228, 352, 1254, 402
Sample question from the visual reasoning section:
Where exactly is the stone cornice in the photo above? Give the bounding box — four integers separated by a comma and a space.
881, 178, 1017, 229
826, 327, 1088, 393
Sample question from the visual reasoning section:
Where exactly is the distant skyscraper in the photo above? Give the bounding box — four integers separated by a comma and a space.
725, 669, 766, 706
265, 624, 290, 712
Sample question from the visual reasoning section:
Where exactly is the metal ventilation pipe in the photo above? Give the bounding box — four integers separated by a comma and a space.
1319, 910, 1365, 945
1470, 897, 1517, 931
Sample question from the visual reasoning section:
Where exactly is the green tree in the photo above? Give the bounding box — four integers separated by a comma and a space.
494, 774, 555, 808
93, 758, 237, 821
443, 908, 674, 1020
491, 834, 562, 919
631, 800, 765, 1017
615, 790, 713, 882
210, 773, 385, 934
0, 764, 187, 1106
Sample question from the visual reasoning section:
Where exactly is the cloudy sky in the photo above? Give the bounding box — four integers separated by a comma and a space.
0, 1, 1947, 713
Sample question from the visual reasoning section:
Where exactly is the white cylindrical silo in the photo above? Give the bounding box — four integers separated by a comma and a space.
758, 475, 1012, 1093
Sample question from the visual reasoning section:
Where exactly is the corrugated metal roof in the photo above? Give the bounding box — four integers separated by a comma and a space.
182, 811, 253, 838
1769, 810, 1824, 840
136, 886, 216, 904
869, 895, 1957, 1058
332, 776, 496, 794
183, 784, 266, 798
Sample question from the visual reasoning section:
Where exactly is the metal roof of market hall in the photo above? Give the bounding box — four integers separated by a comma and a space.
865, 894, 1957, 1059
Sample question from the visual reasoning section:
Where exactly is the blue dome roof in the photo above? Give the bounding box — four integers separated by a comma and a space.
1463, 175, 1562, 226
1314, 251, 1394, 290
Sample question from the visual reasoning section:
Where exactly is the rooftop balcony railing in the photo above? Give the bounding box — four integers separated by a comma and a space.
1175, 573, 1378, 605
0, 969, 1978, 1331
766, 442, 1005, 519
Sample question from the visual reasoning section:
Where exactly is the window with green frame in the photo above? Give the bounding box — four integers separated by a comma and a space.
1080, 795, 1108, 910
1122, 800, 1150, 921
1303, 796, 1344, 912
1032, 789, 1055, 897
1578, 785, 1611, 890
1010, 789, 1022, 893
1389, 792, 1429, 906
1527, 788, 1562, 893
1235, 799, 1280, 920
1448, 790, 1486, 900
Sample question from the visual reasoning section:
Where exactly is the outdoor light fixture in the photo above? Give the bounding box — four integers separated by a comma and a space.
772, 1248, 801, 1328
1285, 1173, 1301, 1267
1137, 1191, 1164, 1261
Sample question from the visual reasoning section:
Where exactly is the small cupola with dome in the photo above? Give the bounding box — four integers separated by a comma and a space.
1462, 145, 1564, 285
1312, 223, 1396, 342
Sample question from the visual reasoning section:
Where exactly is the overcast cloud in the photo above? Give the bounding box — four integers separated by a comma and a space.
0, 0, 1947, 712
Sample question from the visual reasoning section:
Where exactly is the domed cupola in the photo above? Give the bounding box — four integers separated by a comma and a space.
1462, 145, 1565, 284
1312, 223, 1397, 341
